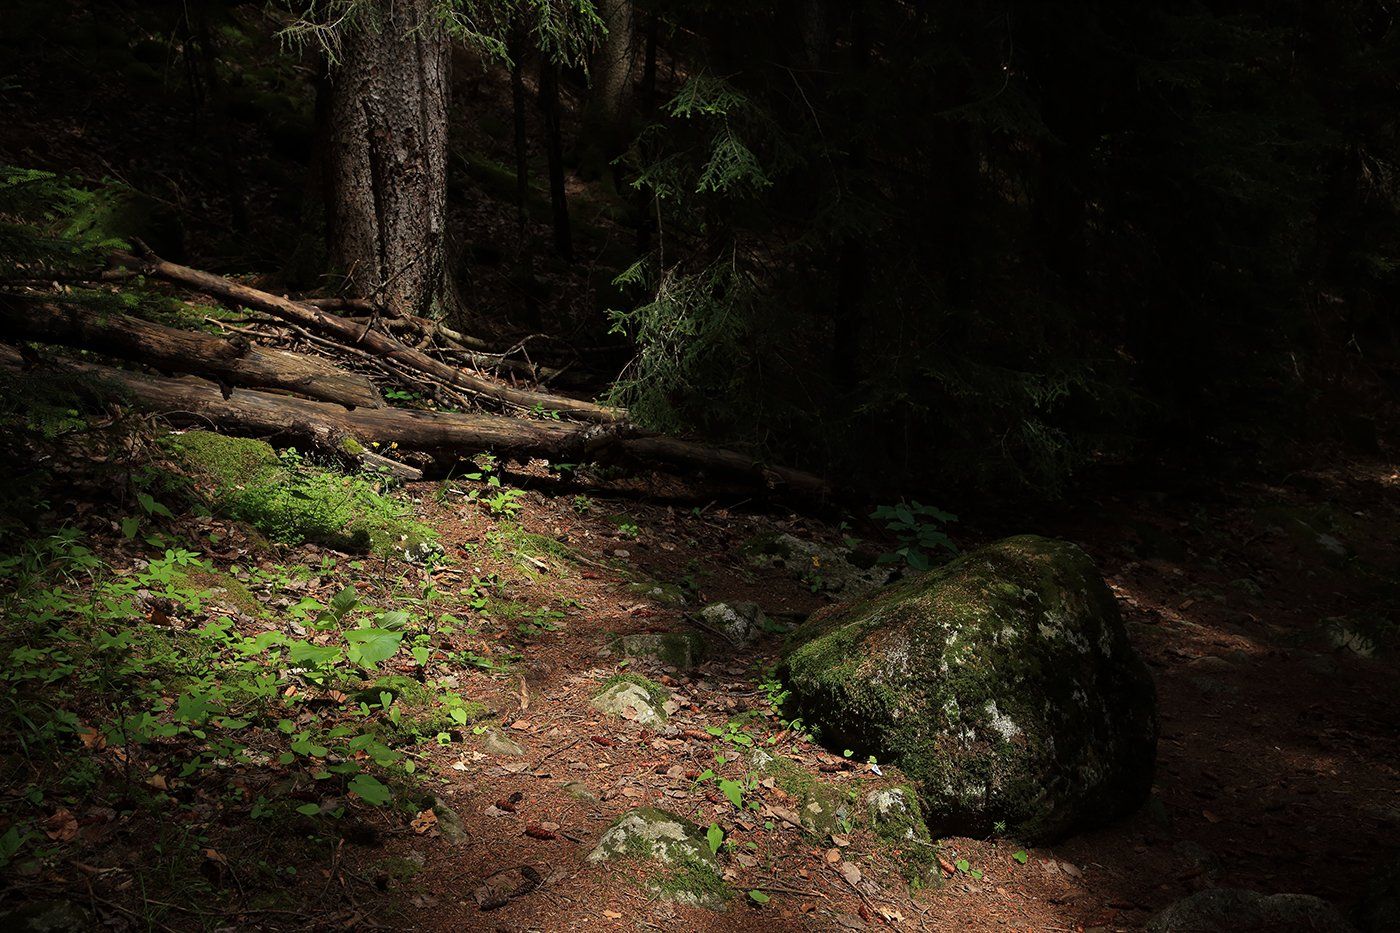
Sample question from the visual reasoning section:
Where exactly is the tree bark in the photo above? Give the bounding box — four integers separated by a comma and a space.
325, 0, 451, 319
115, 252, 623, 422
538, 60, 573, 261
582, 0, 636, 174
0, 295, 382, 409
0, 346, 829, 498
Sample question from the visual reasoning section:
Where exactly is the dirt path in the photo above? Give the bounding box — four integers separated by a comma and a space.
323, 456, 1397, 931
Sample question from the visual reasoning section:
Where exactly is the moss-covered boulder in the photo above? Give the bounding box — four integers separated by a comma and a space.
780, 535, 1157, 843
166, 431, 433, 556
588, 807, 728, 907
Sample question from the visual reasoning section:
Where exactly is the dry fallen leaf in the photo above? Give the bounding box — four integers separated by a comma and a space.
44, 808, 78, 842
411, 809, 439, 834
825, 848, 842, 864
603, 910, 623, 920
839, 861, 862, 886
510, 719, 530, 731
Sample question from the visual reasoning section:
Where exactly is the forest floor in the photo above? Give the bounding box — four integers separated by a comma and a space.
2, 428, 1396, 932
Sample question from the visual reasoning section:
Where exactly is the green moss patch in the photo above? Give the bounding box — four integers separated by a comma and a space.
166, 431, 434, 556
780, 535, 1158, 843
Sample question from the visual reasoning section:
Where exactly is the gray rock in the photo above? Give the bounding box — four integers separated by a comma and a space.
590, 678, 668, 727
431, 796, 468, 845
866, 787, 933, 845
609, 631, 707, 668
699, 601, 769, 644
562, 781, 599, 804
781, 535, 1158, 843
482, 730, 526, 756
1148, 888, 1353, 932
588, 807, 728, 906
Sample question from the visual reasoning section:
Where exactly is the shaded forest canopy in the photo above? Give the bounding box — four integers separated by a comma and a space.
2, 0, 1395, 498
2, 3, 1400, 932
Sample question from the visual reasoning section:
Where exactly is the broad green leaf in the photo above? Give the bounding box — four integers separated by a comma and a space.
706, 822, 723, 855
748, 890, 770, 905
348, 773, 391, 806
345, 628, 403, 669
719, 778, 743, 809
1013, 850, 1028, 864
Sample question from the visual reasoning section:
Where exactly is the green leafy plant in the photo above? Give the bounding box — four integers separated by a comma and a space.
871, 501, 958, 571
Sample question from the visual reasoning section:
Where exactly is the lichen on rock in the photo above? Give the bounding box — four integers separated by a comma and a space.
780, 534, 1157, 843
608, 631, 707, 668
589, 807, 729, 907
591, 674, 670, 727
699, 601, 769, 644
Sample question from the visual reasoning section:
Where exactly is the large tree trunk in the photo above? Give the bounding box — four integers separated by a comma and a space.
581, 0, 636, 176
0, 296, 382, 409
325, 0, 450, 319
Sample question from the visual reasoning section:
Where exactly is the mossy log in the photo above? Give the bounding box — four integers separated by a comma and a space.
0, 345, 830, 497
0, 295, 383, 410
112, 251, 624, 424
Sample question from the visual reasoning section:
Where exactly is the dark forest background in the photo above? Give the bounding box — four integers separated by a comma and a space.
3, 0, 1398, 498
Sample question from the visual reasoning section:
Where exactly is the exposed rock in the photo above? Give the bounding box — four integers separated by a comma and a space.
431, 796, 468, 845
0, 901, 92, 933
699, 601, 769, 644
630, 581, 688, 607
744, 532, 890, 596
749, 750, 848, 836
866, 787, 932, 845
608, 631, 707, 668
1147, 888, 1353, 932
590, 675, 669, 727
562, 781, 599, 804
481, 730, 526, 756
588, 807, 728, 907
1172, 840, 1221, 880
781, 535, 1158, 843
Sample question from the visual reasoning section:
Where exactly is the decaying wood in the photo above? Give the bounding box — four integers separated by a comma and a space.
0, 346, 831, 498
0, 295, 383, 409
114, 252, 623, 423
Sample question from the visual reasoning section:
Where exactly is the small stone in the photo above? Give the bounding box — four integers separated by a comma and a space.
562, 781, 599, 804
482, 730, 526, 757
609, 632, 707, 669
589, 807, 727, 907
431, 797, 468, 846
591, 680, 668, 727
698, 601, 769, 645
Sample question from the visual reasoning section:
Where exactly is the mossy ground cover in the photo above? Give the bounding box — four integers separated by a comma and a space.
166, 430, 434, 556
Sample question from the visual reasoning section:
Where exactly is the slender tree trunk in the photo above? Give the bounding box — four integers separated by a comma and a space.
509, 25, 531, 237
831, 8, 870, 388
582, 0, 636, 174
634, 11, 660, 254
325, 0, 450, 319
538, 60, 573, 261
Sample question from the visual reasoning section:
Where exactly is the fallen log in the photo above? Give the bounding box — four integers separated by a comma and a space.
0, 295, 383, 410
114, 252, 623, 423
0, 346, 831, 498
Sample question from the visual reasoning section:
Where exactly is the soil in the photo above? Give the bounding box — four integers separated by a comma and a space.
147, 449, 1392, 932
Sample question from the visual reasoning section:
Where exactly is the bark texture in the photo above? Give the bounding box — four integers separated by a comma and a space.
326, 0, 450, 318
0, 295, 382, 408
583, 0, 636, 165
116, 252, 624, 423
